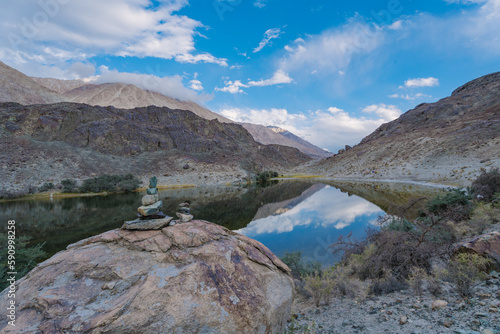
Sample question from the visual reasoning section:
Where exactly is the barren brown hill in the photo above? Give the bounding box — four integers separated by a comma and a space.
63, 83, 232, 123
240, 123, 332, 159
0, 61, 64, 105
0, 102, 310, 196
297, 72, 500, 186
31, 77, 88, 94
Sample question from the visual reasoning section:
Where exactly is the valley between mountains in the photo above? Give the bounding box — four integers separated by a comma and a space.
0, 60, 499, 196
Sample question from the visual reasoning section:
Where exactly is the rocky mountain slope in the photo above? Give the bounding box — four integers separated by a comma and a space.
0, 61, 64, 105
0, 102, 310, 194
1, 61, 334, 158
62, 82, 232, 123
297, 72, 500, 186
30, 77, 87, 94
241, 123, 331, 159
268, 125, 332, 159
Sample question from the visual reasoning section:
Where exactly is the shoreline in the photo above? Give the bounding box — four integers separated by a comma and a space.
282, 175, 460, 189
0, 175, 459, 203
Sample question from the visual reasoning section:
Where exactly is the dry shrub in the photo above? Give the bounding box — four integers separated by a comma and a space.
303, 273, 323, 307
406, 266, 428, 296
454, 203, 500, 237
472, 168, 500, 202
427, 273, 443, 297
443, 253, 491, 297
369, 270, 407, 295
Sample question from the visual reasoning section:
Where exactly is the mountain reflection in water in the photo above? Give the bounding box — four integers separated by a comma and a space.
0, 180, 442, 266
237, 185, 384, 266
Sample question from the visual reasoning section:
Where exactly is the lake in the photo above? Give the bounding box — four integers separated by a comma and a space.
0, 180, 443, 266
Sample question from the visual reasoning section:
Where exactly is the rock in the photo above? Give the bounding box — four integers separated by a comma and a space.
179, 202, 190, 208
431, 300, 448, 310
482, 329, 495, 334
454, 231, 500, 268
122, 216, 173, 230
345, 145, 352, 151
183, 164, 190, 169
399, 316, 408, 325
148, 176, 158, 188
141, 194, 159, 206
442, 320, 453, 328
138, 200, 162, 216
146, 187, 158, 195
179, 207, 190, 214
474, 312, 488, 318
0, 221, 294, 333
176, 212, 194, 223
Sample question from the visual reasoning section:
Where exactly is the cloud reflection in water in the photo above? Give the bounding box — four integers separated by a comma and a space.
236, 185, 384, 266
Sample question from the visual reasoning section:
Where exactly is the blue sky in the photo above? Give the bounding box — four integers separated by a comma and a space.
1, 0, 499, 152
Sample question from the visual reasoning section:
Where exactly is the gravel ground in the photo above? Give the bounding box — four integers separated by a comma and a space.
287, 274, 500, 334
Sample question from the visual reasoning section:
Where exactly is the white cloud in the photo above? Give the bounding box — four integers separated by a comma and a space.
327, 107, 344, 114
236, 186, 383, 236
362, 104, 401, 120
215, 80, 248, 94
247, 69, 293, 86
0, 0, 226, 77
253, 27, 284, 53
402, 77, 439, 88
190, 79, 203, 91
216, 69, 293, 93
220, 107, 305, 127
90, 66, 211, 103
219, 104, 401, 152
254, 0, 268, 8
389, 93, 430, 100
280, 19, 384, 75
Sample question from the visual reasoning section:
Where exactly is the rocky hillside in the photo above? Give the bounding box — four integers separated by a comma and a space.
0, 61, 64, 105
62, 82, 232, 123
268, 126, 332, 159
30, 77, 88, 94
0, 102, 310, 194
298, 72, 500, 186
241, 123, 332, 159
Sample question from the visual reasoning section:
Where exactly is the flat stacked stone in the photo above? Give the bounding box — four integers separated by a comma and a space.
122, 176, 173, 230
176, 202, 193, 223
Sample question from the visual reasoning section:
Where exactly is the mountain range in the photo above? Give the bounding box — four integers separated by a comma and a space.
24, 67, 328, 158
298, 72, 500, 186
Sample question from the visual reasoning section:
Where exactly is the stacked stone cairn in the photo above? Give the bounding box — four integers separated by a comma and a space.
175, 202, 193, 223
122, 176, 173, 230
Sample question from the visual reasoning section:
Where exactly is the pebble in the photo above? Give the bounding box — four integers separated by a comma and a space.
432, 300, 448, 310
400, 316, 408, 325
442, 320, 452, 328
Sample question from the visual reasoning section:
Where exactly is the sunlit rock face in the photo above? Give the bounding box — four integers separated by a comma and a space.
0, 221, 294, 334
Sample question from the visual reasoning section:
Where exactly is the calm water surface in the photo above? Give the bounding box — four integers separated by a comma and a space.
0, 180, 442, 266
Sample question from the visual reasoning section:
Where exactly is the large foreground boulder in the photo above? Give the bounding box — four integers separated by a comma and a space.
0, 221, 294, 333
454, 231, 500, 268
